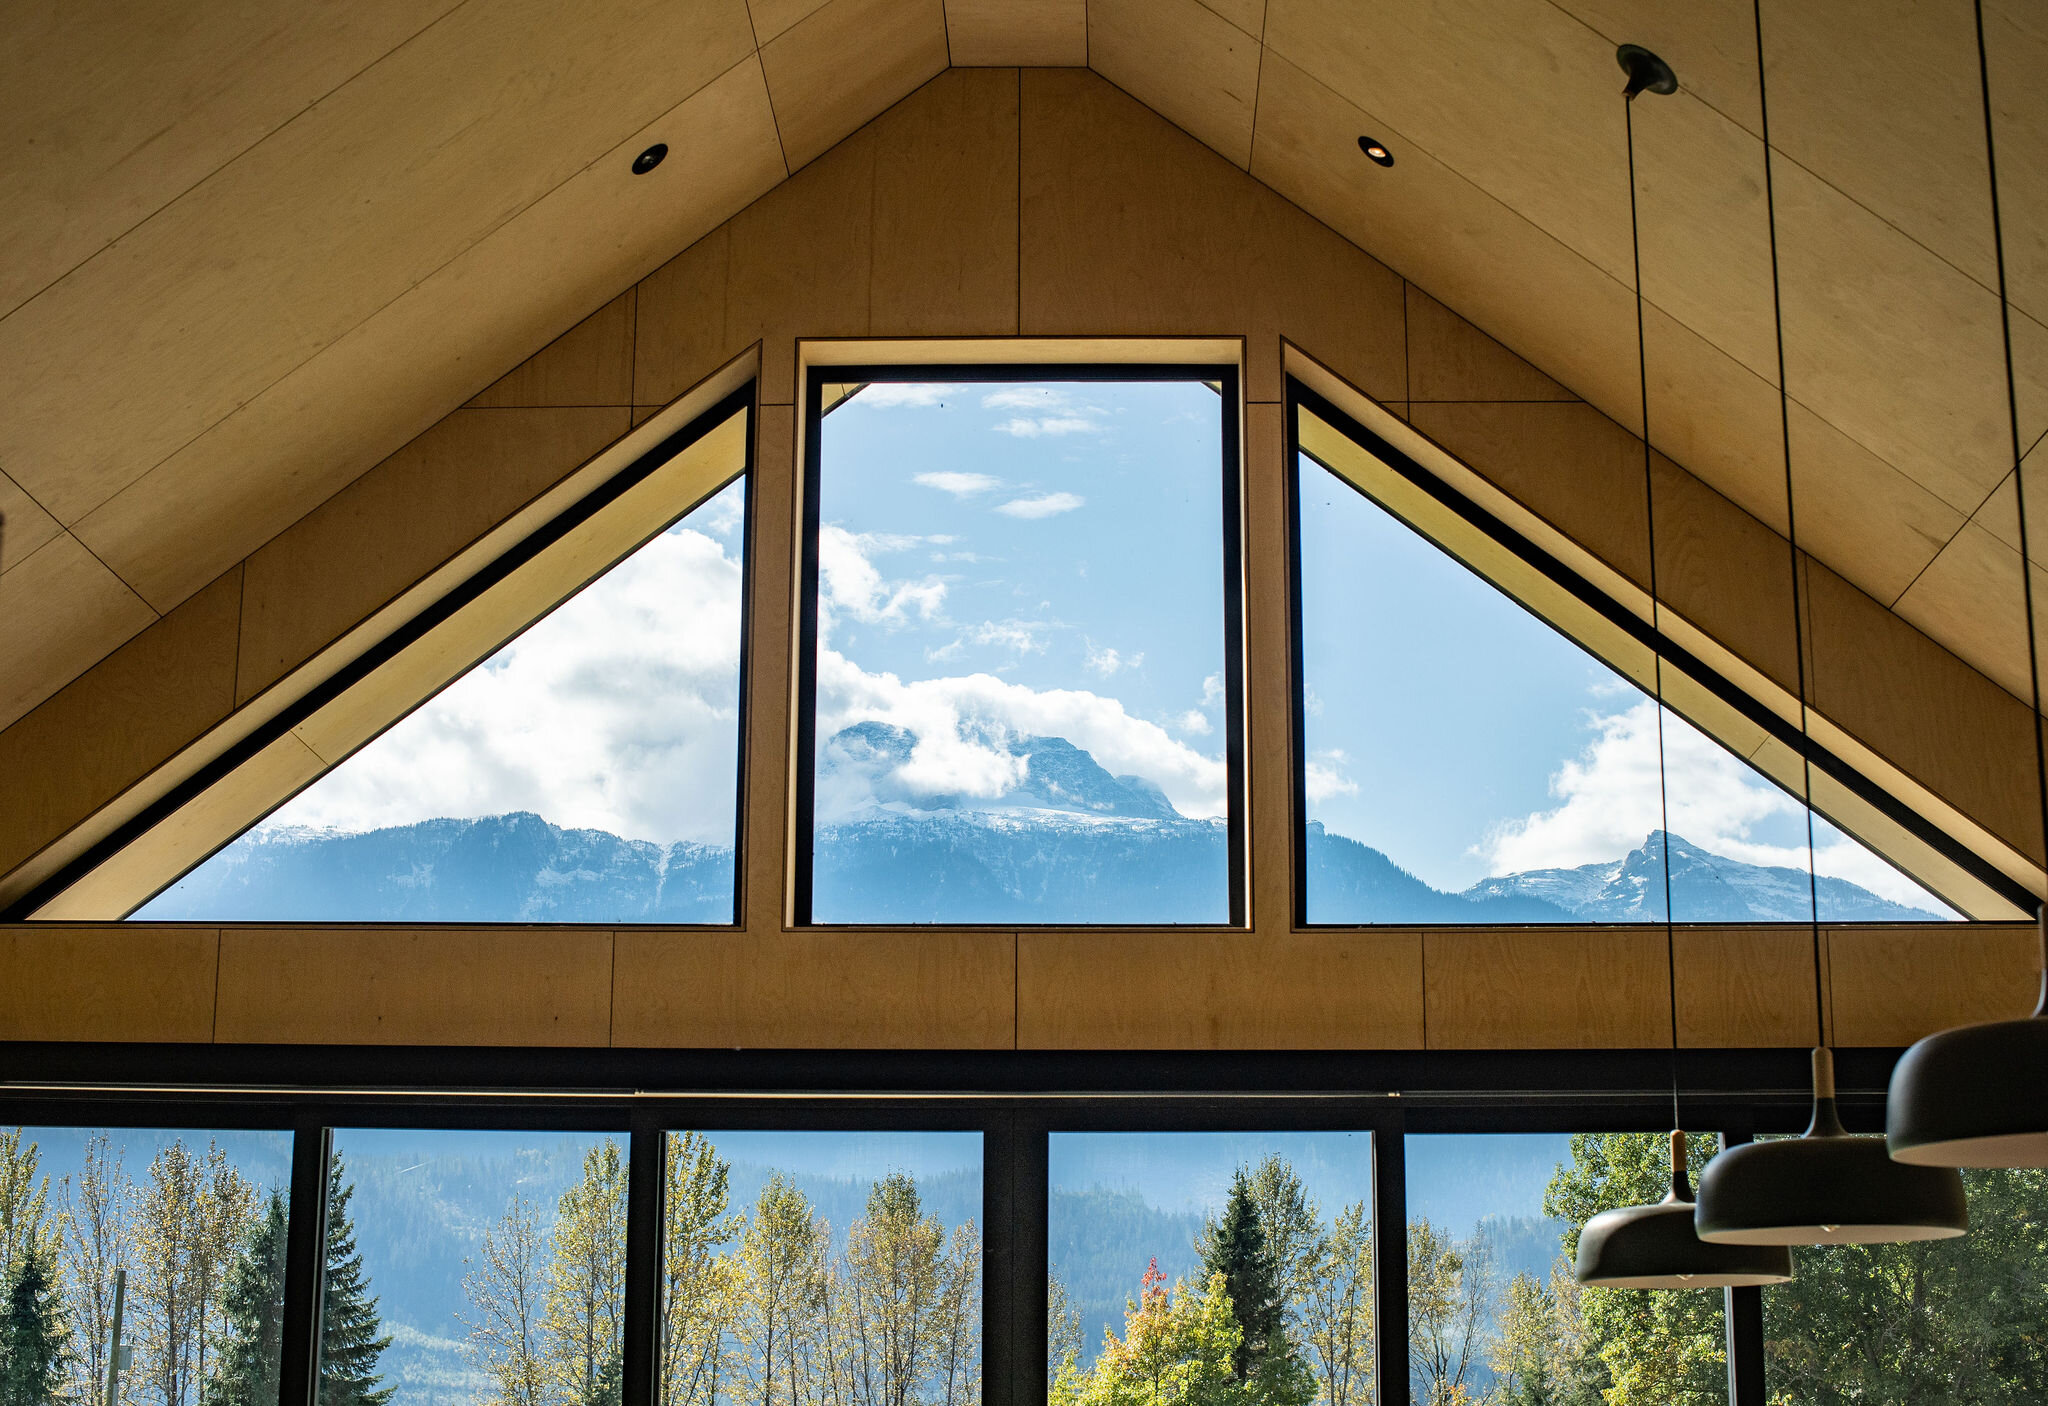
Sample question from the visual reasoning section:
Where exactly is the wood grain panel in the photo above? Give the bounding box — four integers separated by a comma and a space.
1986, 0, 2048, 324
467, 293, 636, 408
1265, 0, 1633, 284
1642, 304, 1789, 535
0, 571, 241, 881
728, 129, 876, 403
746, 405, 797, 932
0, 0, 756, 527
0, 926, 219, 1043
0, 534, 157, 731
750, 0, 835, 45
0, 471, 62, 574
235, 408, 630, 703
1425, 928, 1670, 1049
1404, 286, 1574, 403
1243, 403, 1292, 934
759, 0, 950, 170
1550, 0, 1763, 134
1784, 400, 1962, 608
945, 0, 1086, 65
1894, 519, 2033, 703
1087, 0, 1262, 169
1772, 153, 2009, 515
1828, 923, 2041, 1048
215, 928, 614, 1045
870, 69, 1020, 336
1673, 927, 1820, 1047
1250, 53, 1641, 428
1805, 559, 2042, 865
0, 1, 460, 318
1408, 402, 1653, 592
636, 229, 737, 411
612, 930, 1015, 1047
70, 56, 784, 615
1762, 0, 1996, 288
1651, 455, 1799, 695
1019, 932, 1424, 1048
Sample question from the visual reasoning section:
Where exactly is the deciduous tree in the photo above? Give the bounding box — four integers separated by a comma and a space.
461, 1193, 551, 1406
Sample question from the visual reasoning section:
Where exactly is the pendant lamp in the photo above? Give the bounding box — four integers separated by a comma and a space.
1884, 15, 2048, 1170
1572, 47, 1791, 1291
1687, 16, 1970, 1246
1578, 1131, 1792, 1286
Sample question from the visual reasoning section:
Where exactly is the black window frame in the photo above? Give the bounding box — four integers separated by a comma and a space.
792, 363, 1249, 928
1283, 376, 2036, 928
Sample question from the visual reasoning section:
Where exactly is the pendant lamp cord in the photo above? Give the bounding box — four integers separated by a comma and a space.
1749, 1, 1829, 1049
1973, 0, 2048, 1012
1622, 81, 1683, 1133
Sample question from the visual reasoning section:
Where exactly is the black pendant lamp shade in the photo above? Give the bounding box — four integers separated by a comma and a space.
1575, 1131, 1794, 1288
1696, 1049, 1968, 1245
1887, 911, 2048, 1166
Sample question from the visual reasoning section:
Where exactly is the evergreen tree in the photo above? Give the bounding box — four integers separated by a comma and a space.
1197, 1170, 1311, 1406
318, 1159, 392, 1406
205, 1192, 289, 1406
0, 1240, 70, 1406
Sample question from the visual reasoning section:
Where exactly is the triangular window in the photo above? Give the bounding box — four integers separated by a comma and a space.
121, 405, 752, 925
1291, 386, 1971, 925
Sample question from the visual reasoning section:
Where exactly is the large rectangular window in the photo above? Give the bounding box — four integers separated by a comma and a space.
658, 1130, 983, 1406
1047, 1130, 1374, 1404
796, 369, 1244, 925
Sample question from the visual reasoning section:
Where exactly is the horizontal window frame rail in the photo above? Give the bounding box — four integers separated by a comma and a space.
5, 382, 760, 925
1285, 378, 2039, 921
791, 362, 1248, 928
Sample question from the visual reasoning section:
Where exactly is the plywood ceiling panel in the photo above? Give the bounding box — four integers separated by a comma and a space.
1250, 52, 1642, 431
1642, 303, 1787, 535
1549, 0, 1763, 134
69, 55, 786, 613
1195, 0, 1266, 44
759, 0, 950, 169
1088, 0, 1263, 168
1895, 519, 2032, 701
0, 0, 463, 320
1986, 0, 2048, 326
749, 0, 838, 46
1785, 399, 1963, 608
1761, 0, 1996, 291
1266, 0, 1635, 288
0, 471, 61, 574
944, 0, 1088, 65
0, 0, 757, 528
0, 534, 156, 731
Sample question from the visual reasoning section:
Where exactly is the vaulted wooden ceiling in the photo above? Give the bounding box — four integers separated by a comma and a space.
3, 0, 2043, 735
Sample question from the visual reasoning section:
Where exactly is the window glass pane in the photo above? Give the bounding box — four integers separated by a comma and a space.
1406, 1131, 1728, 1405
318, 1128, 627, 1406
1046, 1131, 1373, 1406
0, 1123, 293, 1406
1763, 1167, 2048, 1403
135, 476, 748, 924
1296, 444, 1955, 923
807, 378, 1233, 924
659, 1130, 983, 1406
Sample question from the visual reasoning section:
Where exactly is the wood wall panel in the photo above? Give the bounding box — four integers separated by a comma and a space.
467, 293, 637, 409
214, 928, 615, 1045
1651, 456, 1800, 695
233, 408, 630, 703
1673, 927, 1820, 1047
1425, 929, 1670, 1049
1243, 403, 1294, 935
0, 926, 219, 1043
636, 229, 737, 411
943, 0, 1086, 66
0, 534, 158, 731
0, 571, 241, 879
745, 405, 798, 933
758, 0, 949, 170
1828, 923, 2042, 1049
1018, 932, 1425, 1049
1404, 287, 1574, 403
612, 930, 1014, 1047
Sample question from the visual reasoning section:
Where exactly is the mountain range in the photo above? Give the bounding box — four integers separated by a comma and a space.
137, 729, 1939, 922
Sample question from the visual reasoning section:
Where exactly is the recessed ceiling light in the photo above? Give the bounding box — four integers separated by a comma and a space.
1357, 136, 1393, 167
632, 143, 669, 175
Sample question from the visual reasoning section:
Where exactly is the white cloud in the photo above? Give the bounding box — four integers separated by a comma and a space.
1175, 710, 1213, 736
972, 620, 1046, 653
997, 491, 1085, 519
265, 498, 747, 846
815, 650, 1228, 822
1200, 673, 1224, 706
853, 383, 951, 408
1305, 760, 1359, 802
995, 416, 1102, 438
1479, 699, 1943, 909
817, 524, 947, 627
981, 387, 1062, 411
1086, 645, 1125, 677
914, 471, 1002, 497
